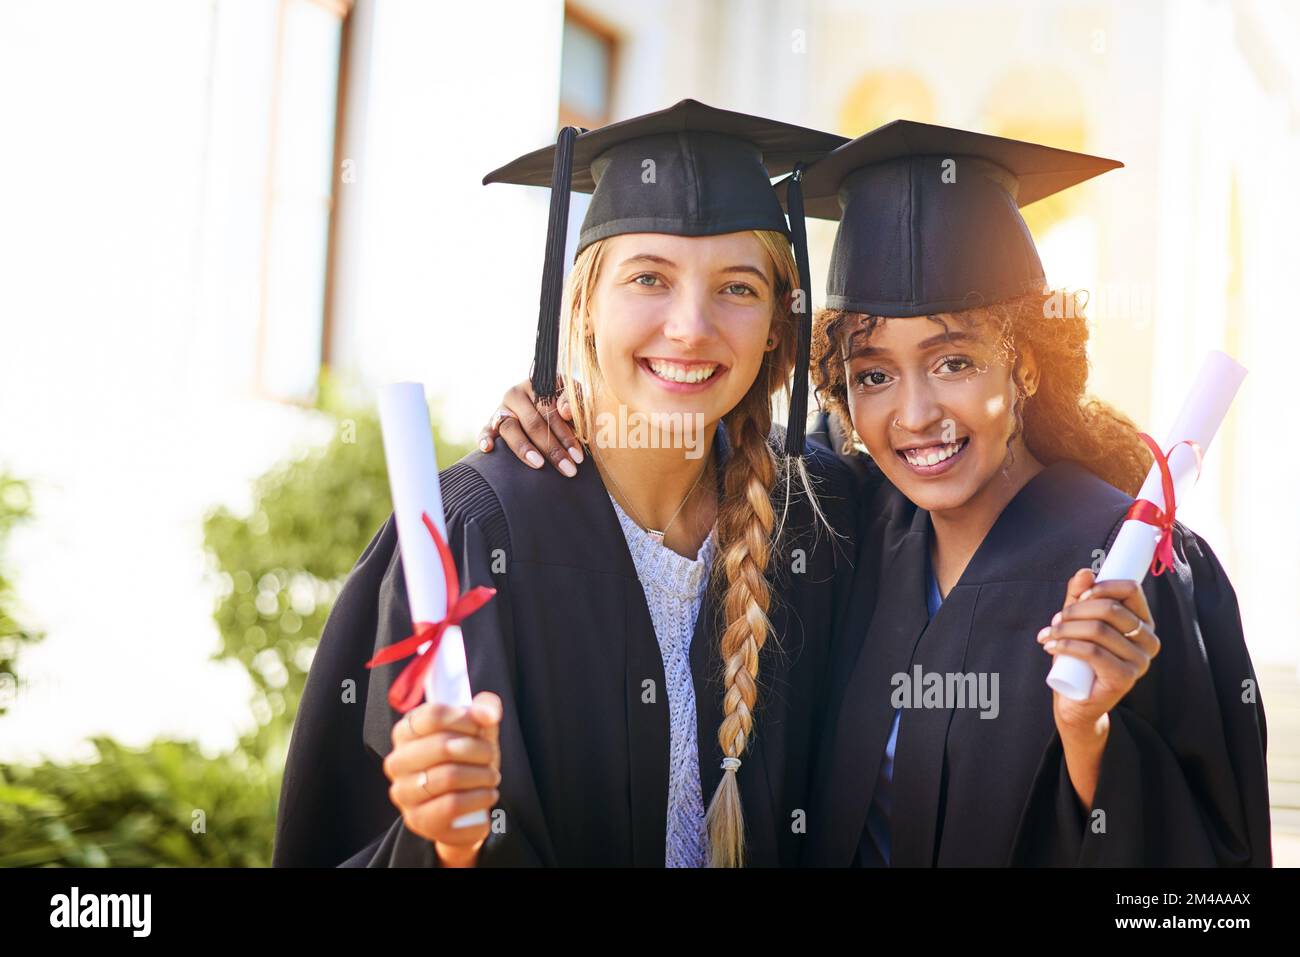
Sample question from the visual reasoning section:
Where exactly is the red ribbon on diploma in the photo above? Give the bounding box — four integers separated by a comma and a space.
1122, 432, 1203, 577
364, 511, 496, 714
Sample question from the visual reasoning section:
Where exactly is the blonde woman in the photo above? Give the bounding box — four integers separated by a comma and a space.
273, 102, 857, 868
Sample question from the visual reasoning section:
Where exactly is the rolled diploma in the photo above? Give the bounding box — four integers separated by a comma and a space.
378, 382, 488, 828
1045, 350, 1247, 701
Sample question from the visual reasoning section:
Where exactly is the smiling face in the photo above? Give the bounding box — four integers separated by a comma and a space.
583, 231, 782, 429
840, 311, 1038, 513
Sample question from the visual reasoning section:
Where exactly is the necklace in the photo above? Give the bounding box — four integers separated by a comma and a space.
593, 446, 712, 544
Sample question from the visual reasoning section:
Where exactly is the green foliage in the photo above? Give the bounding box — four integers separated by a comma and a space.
0, 472, 43, 716
202, 383, 470, 763
0, 737, 277, 867
0, 377, 471, 866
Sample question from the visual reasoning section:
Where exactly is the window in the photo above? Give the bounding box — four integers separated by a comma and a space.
559, 5, 618, 131
255, 0, 350, 403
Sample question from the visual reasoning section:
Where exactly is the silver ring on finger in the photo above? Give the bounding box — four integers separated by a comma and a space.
490, 407, 518, 432
418, 769, 433, 798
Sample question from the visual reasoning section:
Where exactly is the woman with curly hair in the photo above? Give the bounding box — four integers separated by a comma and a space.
800, 123, 1270, 866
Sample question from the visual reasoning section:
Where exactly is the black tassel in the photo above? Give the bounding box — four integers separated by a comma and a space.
531, 125, 578, 402
784, 163, 813, 457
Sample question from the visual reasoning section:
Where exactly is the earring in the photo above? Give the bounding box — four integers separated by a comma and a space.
766, 337, 774, 347
1009, 385, 1027, 447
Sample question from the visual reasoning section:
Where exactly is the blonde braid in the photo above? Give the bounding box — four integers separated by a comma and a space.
706, 392, 779, 867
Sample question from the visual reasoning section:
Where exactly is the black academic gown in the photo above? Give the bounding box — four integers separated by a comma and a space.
807, 409, 875, 486
803, 459, 1271, 867
272, 424, 858, 867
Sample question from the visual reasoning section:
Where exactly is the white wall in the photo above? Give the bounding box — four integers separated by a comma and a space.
331, 0, 567, 437
0, 0, 330, 762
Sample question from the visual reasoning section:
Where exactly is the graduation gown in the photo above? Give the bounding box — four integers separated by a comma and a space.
803, 459, 1271, 867
272, 424, 859, 867
807, 409, 875, 487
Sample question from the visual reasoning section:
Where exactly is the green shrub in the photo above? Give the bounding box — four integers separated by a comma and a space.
0, 378, 470, 865
0, 473, 42, 716
0, 737, 278, 867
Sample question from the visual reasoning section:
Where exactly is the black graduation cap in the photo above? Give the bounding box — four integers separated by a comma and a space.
483, 99, 847, 456
779, 119, 1123, 317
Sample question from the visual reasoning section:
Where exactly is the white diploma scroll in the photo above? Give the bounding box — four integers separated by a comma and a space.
1045, 350, 1247, 701
378, 382, 488, 828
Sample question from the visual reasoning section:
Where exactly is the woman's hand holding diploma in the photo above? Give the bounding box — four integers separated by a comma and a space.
1037, 569, 1161, 810
383, 691, 503, 867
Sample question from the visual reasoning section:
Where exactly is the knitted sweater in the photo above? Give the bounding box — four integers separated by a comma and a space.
609, 493, 718, 868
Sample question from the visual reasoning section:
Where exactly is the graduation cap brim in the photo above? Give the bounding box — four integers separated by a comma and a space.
777, 119, 1123, 220
482, 98, 848, 193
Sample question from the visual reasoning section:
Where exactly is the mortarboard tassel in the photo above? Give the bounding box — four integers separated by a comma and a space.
530, 125, 579, 403
783, 163, 813, 457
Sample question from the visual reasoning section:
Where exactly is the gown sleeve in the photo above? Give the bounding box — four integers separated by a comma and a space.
787, 443, 866, 846
1011, 522, 1272, 866
271, 514, 404, 867
273, 463, 545, 867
